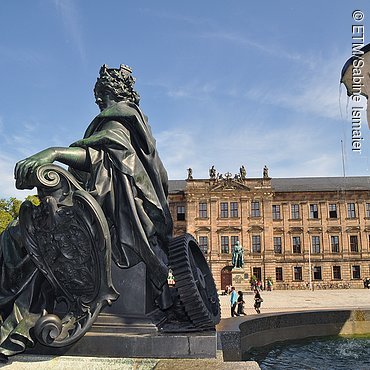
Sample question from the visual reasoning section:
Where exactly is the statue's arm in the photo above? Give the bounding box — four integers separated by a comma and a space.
15, 146, 89, 189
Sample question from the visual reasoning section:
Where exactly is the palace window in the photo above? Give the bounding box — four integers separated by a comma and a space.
313, 266, 322, 280
230, 202, 239, 218
347, 203, 356, 218
273, 237, 282, 254
252, 235, 261, 253
292, 236, 301, 253
291, 204, 300, 219
352, 265, 361, 279
272, 205, 281, 220
329, 204, 338, 218
231, 236, 239, 249
366, 203, 370, 218
220, 202, 228, 218
333, 266, 341, 280
199, 202, 207, 218
310, 204, 319, 219
350, 235, 359, 252
276, 267, 283, 281
253, 267, 262, 281
311, 236, 320, 254
331, 235, 340, 253
251, 201, 260, 217
293, 266, 303, 281
221, 236, 229, 254
176, 205, 185, 221
199, 236, 208, 254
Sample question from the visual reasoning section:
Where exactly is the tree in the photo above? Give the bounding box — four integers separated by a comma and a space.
0, 196, 40, 234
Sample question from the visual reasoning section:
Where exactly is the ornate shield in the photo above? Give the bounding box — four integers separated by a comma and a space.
19, 164, 119, 347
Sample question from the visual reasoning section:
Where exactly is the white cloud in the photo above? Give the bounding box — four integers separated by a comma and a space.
53, 0, 86, 63
200, 31, 317, 68
156, 113, 345, 181
244, 53, 349, 121
0, 153, 34, 199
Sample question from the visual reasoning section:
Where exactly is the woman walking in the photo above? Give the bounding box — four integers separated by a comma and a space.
237, 291, 246, 315
254, 288, 263, 314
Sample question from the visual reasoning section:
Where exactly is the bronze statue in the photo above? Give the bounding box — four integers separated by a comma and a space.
231, 241, 244, 268
263, 165, 269, 179
0, 65, 220, 361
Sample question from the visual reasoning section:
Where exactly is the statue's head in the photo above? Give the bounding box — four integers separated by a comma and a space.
94, 64, 140, 110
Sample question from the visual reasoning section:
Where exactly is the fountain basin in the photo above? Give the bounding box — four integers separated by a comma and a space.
217, 309, 370, 361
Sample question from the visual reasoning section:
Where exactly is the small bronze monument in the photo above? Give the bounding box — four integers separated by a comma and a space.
231, 241, 246, 292
0, 65, 220, 361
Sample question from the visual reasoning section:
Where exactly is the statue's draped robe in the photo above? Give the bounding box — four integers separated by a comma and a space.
70, 101, 173, 288
0, 101, 173, 356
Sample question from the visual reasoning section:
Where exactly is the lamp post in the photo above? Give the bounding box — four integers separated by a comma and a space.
308, 241, 313, 290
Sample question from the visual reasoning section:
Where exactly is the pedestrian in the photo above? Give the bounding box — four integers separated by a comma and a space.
237, 291, 246, 315
254, 288, 263, 314
230, 286, 238, 317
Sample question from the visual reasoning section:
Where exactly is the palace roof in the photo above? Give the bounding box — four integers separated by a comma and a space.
168, 177, 370, 193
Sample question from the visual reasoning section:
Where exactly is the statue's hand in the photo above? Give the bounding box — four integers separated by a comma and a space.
14, 148, 56, 189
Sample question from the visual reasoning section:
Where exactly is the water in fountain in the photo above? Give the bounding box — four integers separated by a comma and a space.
245, 336, 370, 369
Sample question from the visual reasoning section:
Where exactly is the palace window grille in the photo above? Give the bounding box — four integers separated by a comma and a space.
274, 236, 282, 254
199, 202, 207, 218
331, 235, 340, 253
366, 203, 370, 218
313, 266, 322, 280
252, 235, 261, 253
311, 236, 320, 254
253, 267, 262, 281
294, 266, 303, 281
347, 203, 356, 218
221, 236, 229, 254
350, 235, 359, 252
251, 201, 260, 217
176, 205, 185, 221
291, 204, 300, 219
292, 236, 301, 253
310, 204, 319, 219
199, 236, 208, 254
272, 205, 281, 220
230, 202, 238, 218
329, 204, 338, 218
276, 267, 283, 281
220, 202, 228, 218
333, 266, 341, 280
352, 265, 361, 279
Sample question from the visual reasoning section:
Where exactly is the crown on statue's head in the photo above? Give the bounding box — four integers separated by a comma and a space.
95, 63, 140, 105
99, 64, 133, 78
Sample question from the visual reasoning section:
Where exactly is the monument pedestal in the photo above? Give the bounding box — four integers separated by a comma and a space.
231, 268, 247, 292
27, 261, 217, 359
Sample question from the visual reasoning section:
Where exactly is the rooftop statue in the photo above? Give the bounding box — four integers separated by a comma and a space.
0, 65, 220, 362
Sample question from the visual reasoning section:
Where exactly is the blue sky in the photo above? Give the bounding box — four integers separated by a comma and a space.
0, 0, 369, 198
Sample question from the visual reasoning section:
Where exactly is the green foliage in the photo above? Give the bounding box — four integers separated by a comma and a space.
26, 195, 40, 207
0, 195, 40, 234
249, 274, 257, 285
0, 209, 13, 235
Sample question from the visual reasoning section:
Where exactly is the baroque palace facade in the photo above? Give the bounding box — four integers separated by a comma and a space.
168, 169, 370, 291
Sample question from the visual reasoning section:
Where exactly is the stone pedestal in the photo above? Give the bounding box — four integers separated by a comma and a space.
28, 325, 217, 359
27, 260, 218, 359
231, 268, 248, 292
